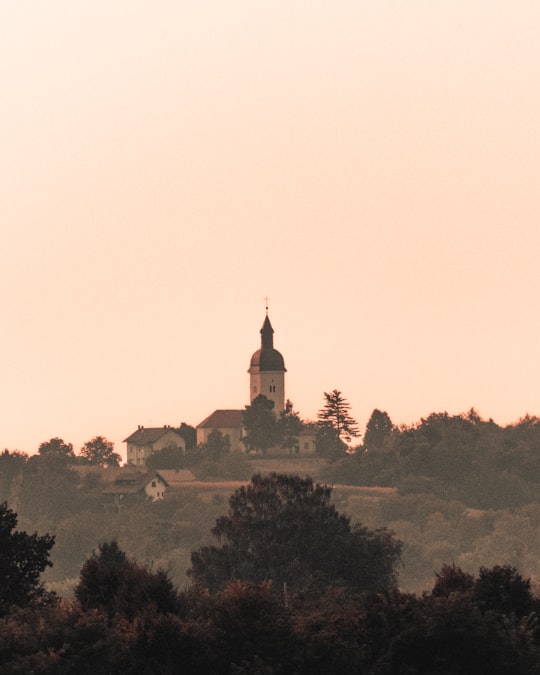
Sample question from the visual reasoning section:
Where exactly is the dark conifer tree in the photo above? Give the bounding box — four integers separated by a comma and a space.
318, 390, 359, 442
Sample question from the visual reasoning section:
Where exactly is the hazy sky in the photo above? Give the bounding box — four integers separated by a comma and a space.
2, 2, 539, 458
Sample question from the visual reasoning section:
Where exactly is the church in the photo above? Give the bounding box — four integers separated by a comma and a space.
196, 312, 316, 455
124, 311, 316, 462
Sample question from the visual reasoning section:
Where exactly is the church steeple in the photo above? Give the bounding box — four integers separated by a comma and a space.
260, 315, 274, 349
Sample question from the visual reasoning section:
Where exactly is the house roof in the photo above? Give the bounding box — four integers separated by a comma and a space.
123, 426, 184, 445
156, 469, 196, 486
300, 422, 318, 433
101, 470, 167, 495
197, 409, 244, 429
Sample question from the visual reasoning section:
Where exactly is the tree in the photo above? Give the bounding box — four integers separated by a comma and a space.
17, 454, 81, 523
0, 502, 55, 615
176, 422, 197, 450
0, 450, 27, 500
75, 540, 178, 620
432, 563, 475, 598
315, 422, 348, 460
277, 400, 304, 454
38, 437, 75, 461
146, 444, 185, 470
242, 395, 280, 454
201, 429, 231, 461
317, 390, 359, 442
79, 436, 121, 467
364, 409, 394, 450
208, 581, 298, 672
189, 473, 402, 595
379, 592, 538, 675
474, 565, 534, 618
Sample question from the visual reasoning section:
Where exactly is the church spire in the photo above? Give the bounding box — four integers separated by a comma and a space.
260, 315, 274, 349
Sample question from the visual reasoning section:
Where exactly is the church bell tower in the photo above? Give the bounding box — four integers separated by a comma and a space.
248, 310, 286, 412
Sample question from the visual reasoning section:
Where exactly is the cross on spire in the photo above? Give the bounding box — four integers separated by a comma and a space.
264, 295, 270, 315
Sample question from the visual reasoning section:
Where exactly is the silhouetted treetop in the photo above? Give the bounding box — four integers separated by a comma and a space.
364, 409, 394, 450
80, 436, 121, 467
38, 437, 75, 460
190, 473, 401, 595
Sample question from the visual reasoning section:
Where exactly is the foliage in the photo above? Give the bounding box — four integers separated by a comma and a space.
79, 436, 121, 467
190, 453, 252, 482
0, 450, 27, 501
315, 422, 348, 460
16, 454, 82, 526
242, 397, 304, 455
200, 429, 231, 461
363, 408, 394, 450
0, 502, 55, 615
189, 473, 402, 595
177, 422, 197, 450
379, 592, 538, 674
432, 563, 475, 597
474, 564, 534, 618
38, 437, 75, 460
317, 389, 359, 442
291, 586, 367, 672
3, 560, 540, 673
75, 540, 178, 620
145, 444, 185, 470
242, 395, 280, 454
207, 581, 298, 672
277, 400, 304, 453
321, 408, 540, 510
0, 602, 133, 673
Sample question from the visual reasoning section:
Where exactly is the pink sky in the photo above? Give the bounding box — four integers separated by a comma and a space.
1, 2, 540, 460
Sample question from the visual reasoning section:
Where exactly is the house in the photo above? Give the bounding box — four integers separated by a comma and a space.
297, 427, 317, 455
101, 469, 196, 510
102, 469, 168, 509
196, 409, 245, 452
124, 425, 186, 466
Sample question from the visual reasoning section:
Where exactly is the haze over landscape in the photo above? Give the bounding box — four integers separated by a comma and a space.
2, 1, 539, 457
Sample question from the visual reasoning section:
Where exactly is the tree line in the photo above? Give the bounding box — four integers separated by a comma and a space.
327, 408, 540, 509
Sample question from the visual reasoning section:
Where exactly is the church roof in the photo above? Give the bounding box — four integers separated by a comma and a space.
249, 348, 286, 371
197, 409, 244, 429
248, 314, 286, 373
